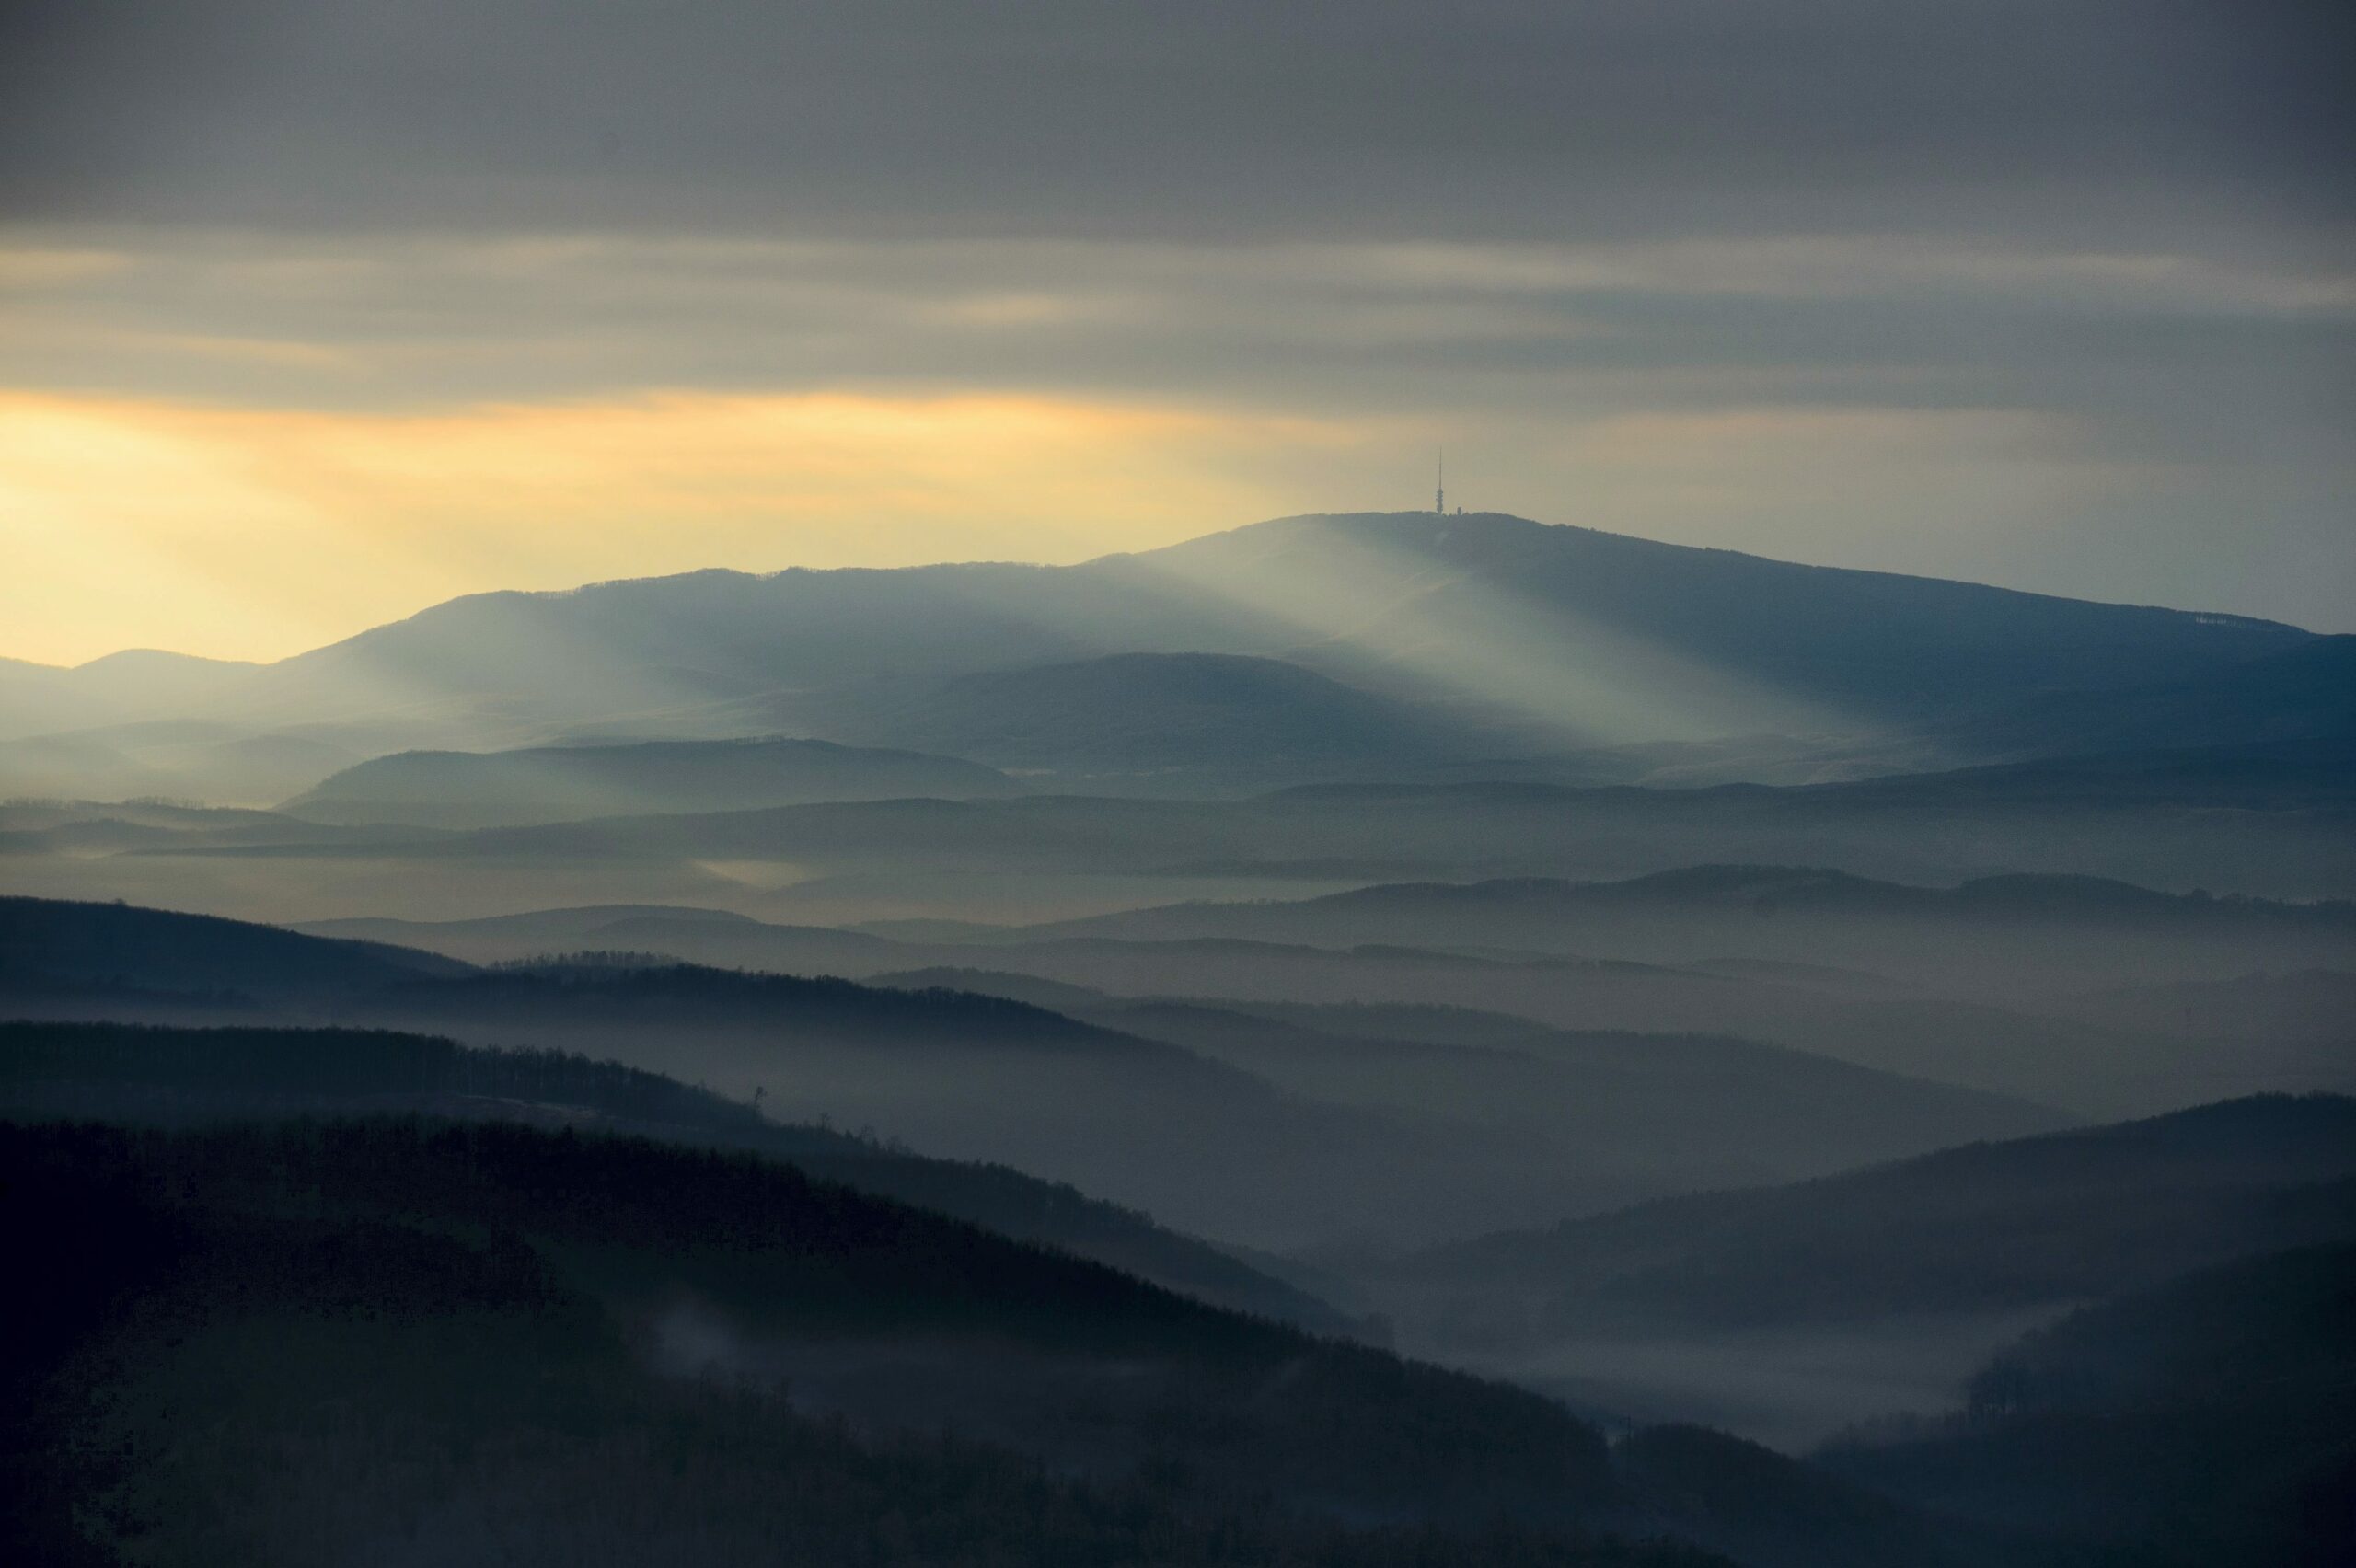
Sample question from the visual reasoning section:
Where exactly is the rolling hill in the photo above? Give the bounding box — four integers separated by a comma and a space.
0, 1016, 1350, 1333
1389, 1094, 2356, 1336
121, 745, 2350, 918
1015, 863, 2356, 991
282, 734, 1015, 826
1, 897, 2076, 1250
0, 894, 470, 996
4, 1117, 1692, 1566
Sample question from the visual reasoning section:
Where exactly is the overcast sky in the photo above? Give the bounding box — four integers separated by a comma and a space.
4, 0, 2350, 662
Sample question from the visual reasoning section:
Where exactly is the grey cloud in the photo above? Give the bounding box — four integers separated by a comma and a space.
7, 234, 2346, 455
5, 1, 2350, 248
2, 5, 2347, 631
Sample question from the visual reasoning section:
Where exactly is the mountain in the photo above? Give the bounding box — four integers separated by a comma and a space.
1819, 729, 2356, 810
1119, 513, 2316, 745
0, 650, 258, 743
0, 898, 2073, 1250
0, 901, 1594, 1250
325, 956, 1970, 1250
301, 904, 907, 973
1935, 634, 2356, 760
847, 931, 2336, 1119
860, 976, 2073, 1202
282, 735, 1017, 826
293, 886, 2354, 1119
119, 749, 2350, 926
0, 719, 360, 806
0, 1017, 1350, 1333
6, 1117, 1697, 1567
0, 894, 470, 997
1030, 860, 2356, 942
1350, 1096, 2356, 1449
2058, 967, 2356, 1048
1391, 1095, 2356, 1337
1822, 1243, 2356, 1566
827, 651, 1496, 787
2, 513, 2329, 793
1018, 863, 2356, 993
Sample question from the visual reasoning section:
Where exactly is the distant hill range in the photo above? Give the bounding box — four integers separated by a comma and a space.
0, 895, 2073, 1249
4, 513, 2345, 798
283, 735, 1016, 826
0, 894, 468, 996
1011, 862, 2356, 989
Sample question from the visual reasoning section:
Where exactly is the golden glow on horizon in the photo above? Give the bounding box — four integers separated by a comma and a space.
0, 389, 1357, 666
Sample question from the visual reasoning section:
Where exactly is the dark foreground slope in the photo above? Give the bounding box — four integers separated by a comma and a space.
1822, 1244, 2356, 1567
0, 1118, 1729, 1568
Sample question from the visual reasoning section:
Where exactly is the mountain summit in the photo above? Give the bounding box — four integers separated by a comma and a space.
1, 513, 2335, 795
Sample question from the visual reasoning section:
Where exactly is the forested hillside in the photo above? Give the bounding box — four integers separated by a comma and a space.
0, 1118, 1715, 1568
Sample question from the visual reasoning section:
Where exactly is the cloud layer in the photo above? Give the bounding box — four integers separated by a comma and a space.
2, 2, 2349, 656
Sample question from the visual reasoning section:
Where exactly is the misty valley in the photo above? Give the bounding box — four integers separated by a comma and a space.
4, 513, 2352, 1567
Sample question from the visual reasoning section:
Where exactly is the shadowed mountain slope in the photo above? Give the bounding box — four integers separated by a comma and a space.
826, 651, 1495, 785
1118, 513, 2316, 743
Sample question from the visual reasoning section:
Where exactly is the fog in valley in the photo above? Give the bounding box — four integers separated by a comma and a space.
8, 0, 2353, 1560
6, 505, 2352, 1566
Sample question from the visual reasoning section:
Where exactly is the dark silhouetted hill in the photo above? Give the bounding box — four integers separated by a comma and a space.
0, 894, 471, 997
4, 1117, 1707, 1566
1823, 1243, 2356, 1565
